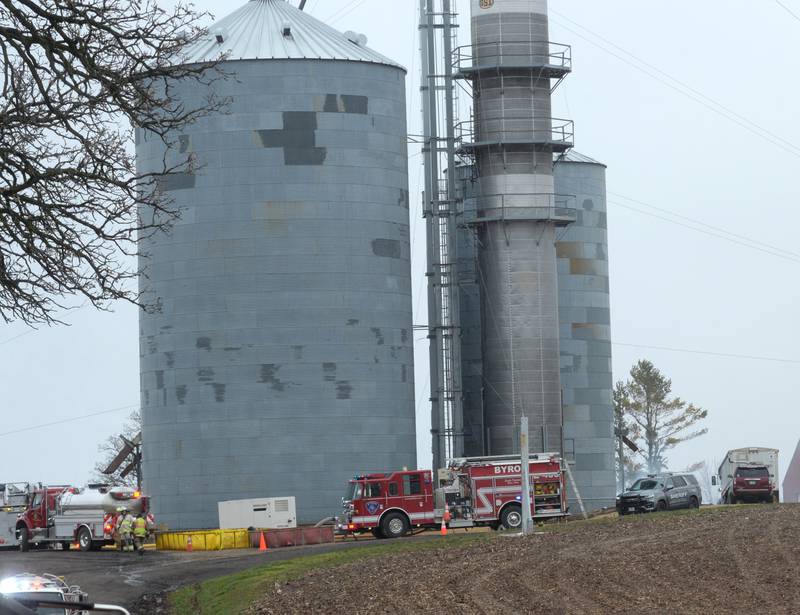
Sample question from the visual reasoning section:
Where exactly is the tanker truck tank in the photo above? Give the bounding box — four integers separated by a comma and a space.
57, 486, 146, 516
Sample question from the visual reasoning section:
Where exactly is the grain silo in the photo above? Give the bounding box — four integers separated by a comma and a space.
555, 151, 615, 509
462, 0, 574, 455
136, 0, 416, 529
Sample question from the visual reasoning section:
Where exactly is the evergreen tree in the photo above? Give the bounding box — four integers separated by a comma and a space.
623, 360, 708, 473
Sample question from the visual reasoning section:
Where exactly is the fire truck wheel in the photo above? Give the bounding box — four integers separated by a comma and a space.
371, 528, 385, 539
18, 527, 30, 552
380, 512, 409, 539
500, 504, 522, 530
77, 528, 93, 552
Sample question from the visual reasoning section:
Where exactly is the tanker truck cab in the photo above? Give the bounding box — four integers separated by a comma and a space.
17, 485, 150, 552
339, 470, 435, 538
16, 486, 68, 552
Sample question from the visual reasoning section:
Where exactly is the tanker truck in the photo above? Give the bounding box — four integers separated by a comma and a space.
15, 484, 150, 552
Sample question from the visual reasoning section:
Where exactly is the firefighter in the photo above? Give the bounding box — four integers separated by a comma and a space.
113, 507, 125, 551
133, 513, 148, 556
118, 509, 134, 552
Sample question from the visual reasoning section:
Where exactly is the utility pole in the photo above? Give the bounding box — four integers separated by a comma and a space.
520, 416, 533, 535
619, 430, 626, 490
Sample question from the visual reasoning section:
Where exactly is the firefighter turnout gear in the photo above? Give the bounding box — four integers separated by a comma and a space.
133, 515, 147, 555
113, 508, 125, 550
119, 512, 134, 551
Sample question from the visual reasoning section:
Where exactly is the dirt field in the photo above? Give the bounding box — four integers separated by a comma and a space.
249, 506, 800, 614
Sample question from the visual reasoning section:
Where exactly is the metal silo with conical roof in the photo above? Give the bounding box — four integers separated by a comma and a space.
136, 0, 415, 529
555, 150, 615, 510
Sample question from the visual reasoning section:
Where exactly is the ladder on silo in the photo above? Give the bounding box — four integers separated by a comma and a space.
420, 0, 465, 469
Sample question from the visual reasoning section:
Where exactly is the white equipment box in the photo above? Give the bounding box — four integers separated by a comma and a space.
218, 496, 297, 530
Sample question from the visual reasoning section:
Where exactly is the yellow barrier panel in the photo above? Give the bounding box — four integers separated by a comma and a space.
156, 529, 251, 551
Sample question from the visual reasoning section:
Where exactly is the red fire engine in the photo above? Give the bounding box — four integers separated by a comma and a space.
338, 454, 568, 538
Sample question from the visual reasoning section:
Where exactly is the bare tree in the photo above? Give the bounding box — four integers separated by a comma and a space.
0, 0, 224, 324
622, 360, 708, 473
91, 409, 142, 488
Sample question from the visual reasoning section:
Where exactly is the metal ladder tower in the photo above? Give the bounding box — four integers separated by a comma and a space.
419, 0, 464, 470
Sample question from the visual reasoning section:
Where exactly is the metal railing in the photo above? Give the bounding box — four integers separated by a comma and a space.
469, 192, 577, 224
456, 116, 574, 149
453, 40, 572, 75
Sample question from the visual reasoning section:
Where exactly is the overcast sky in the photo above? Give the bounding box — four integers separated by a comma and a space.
2, 0, 798, 495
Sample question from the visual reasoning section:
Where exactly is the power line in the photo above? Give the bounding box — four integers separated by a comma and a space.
0, 303, 89, 346
613, 342, 800, 365
0, 404, 138, 438
327, 0, 370, 24
608, 191, 800, 260
549, 12, 800, 159
0, 328, 38, 346
608, 200, 800, 264
776, 0, 800, 22
411, 326, 800, 365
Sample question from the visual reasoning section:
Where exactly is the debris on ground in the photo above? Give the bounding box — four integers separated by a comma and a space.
129, 592, 170, 615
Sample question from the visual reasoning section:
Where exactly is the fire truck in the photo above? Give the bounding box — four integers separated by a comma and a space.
1, 483, 32, 548
338, 454, 568, 538
15, 484, 150, 552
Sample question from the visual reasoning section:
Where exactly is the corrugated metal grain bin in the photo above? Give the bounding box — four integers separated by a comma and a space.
137, 0, 416, 529
554, 151, 615, 510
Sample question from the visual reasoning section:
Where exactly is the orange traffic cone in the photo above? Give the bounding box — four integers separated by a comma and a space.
440, 519, 448, 536
186, 536, 193, 552
259, 532, 268, 552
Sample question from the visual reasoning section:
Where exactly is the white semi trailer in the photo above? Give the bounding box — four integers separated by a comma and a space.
717, 447, 780, 504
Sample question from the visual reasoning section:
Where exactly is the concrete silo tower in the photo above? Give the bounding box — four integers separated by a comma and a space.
460, 0, 574, 454
136, 0, 416, 529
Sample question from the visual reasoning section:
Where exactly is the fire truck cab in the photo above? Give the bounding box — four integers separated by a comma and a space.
341, 470, 436, 539
338, 454, 568, 538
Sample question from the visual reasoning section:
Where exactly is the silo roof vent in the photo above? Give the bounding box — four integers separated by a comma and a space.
180, 0, 404, 70
344, 31, 368, 47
